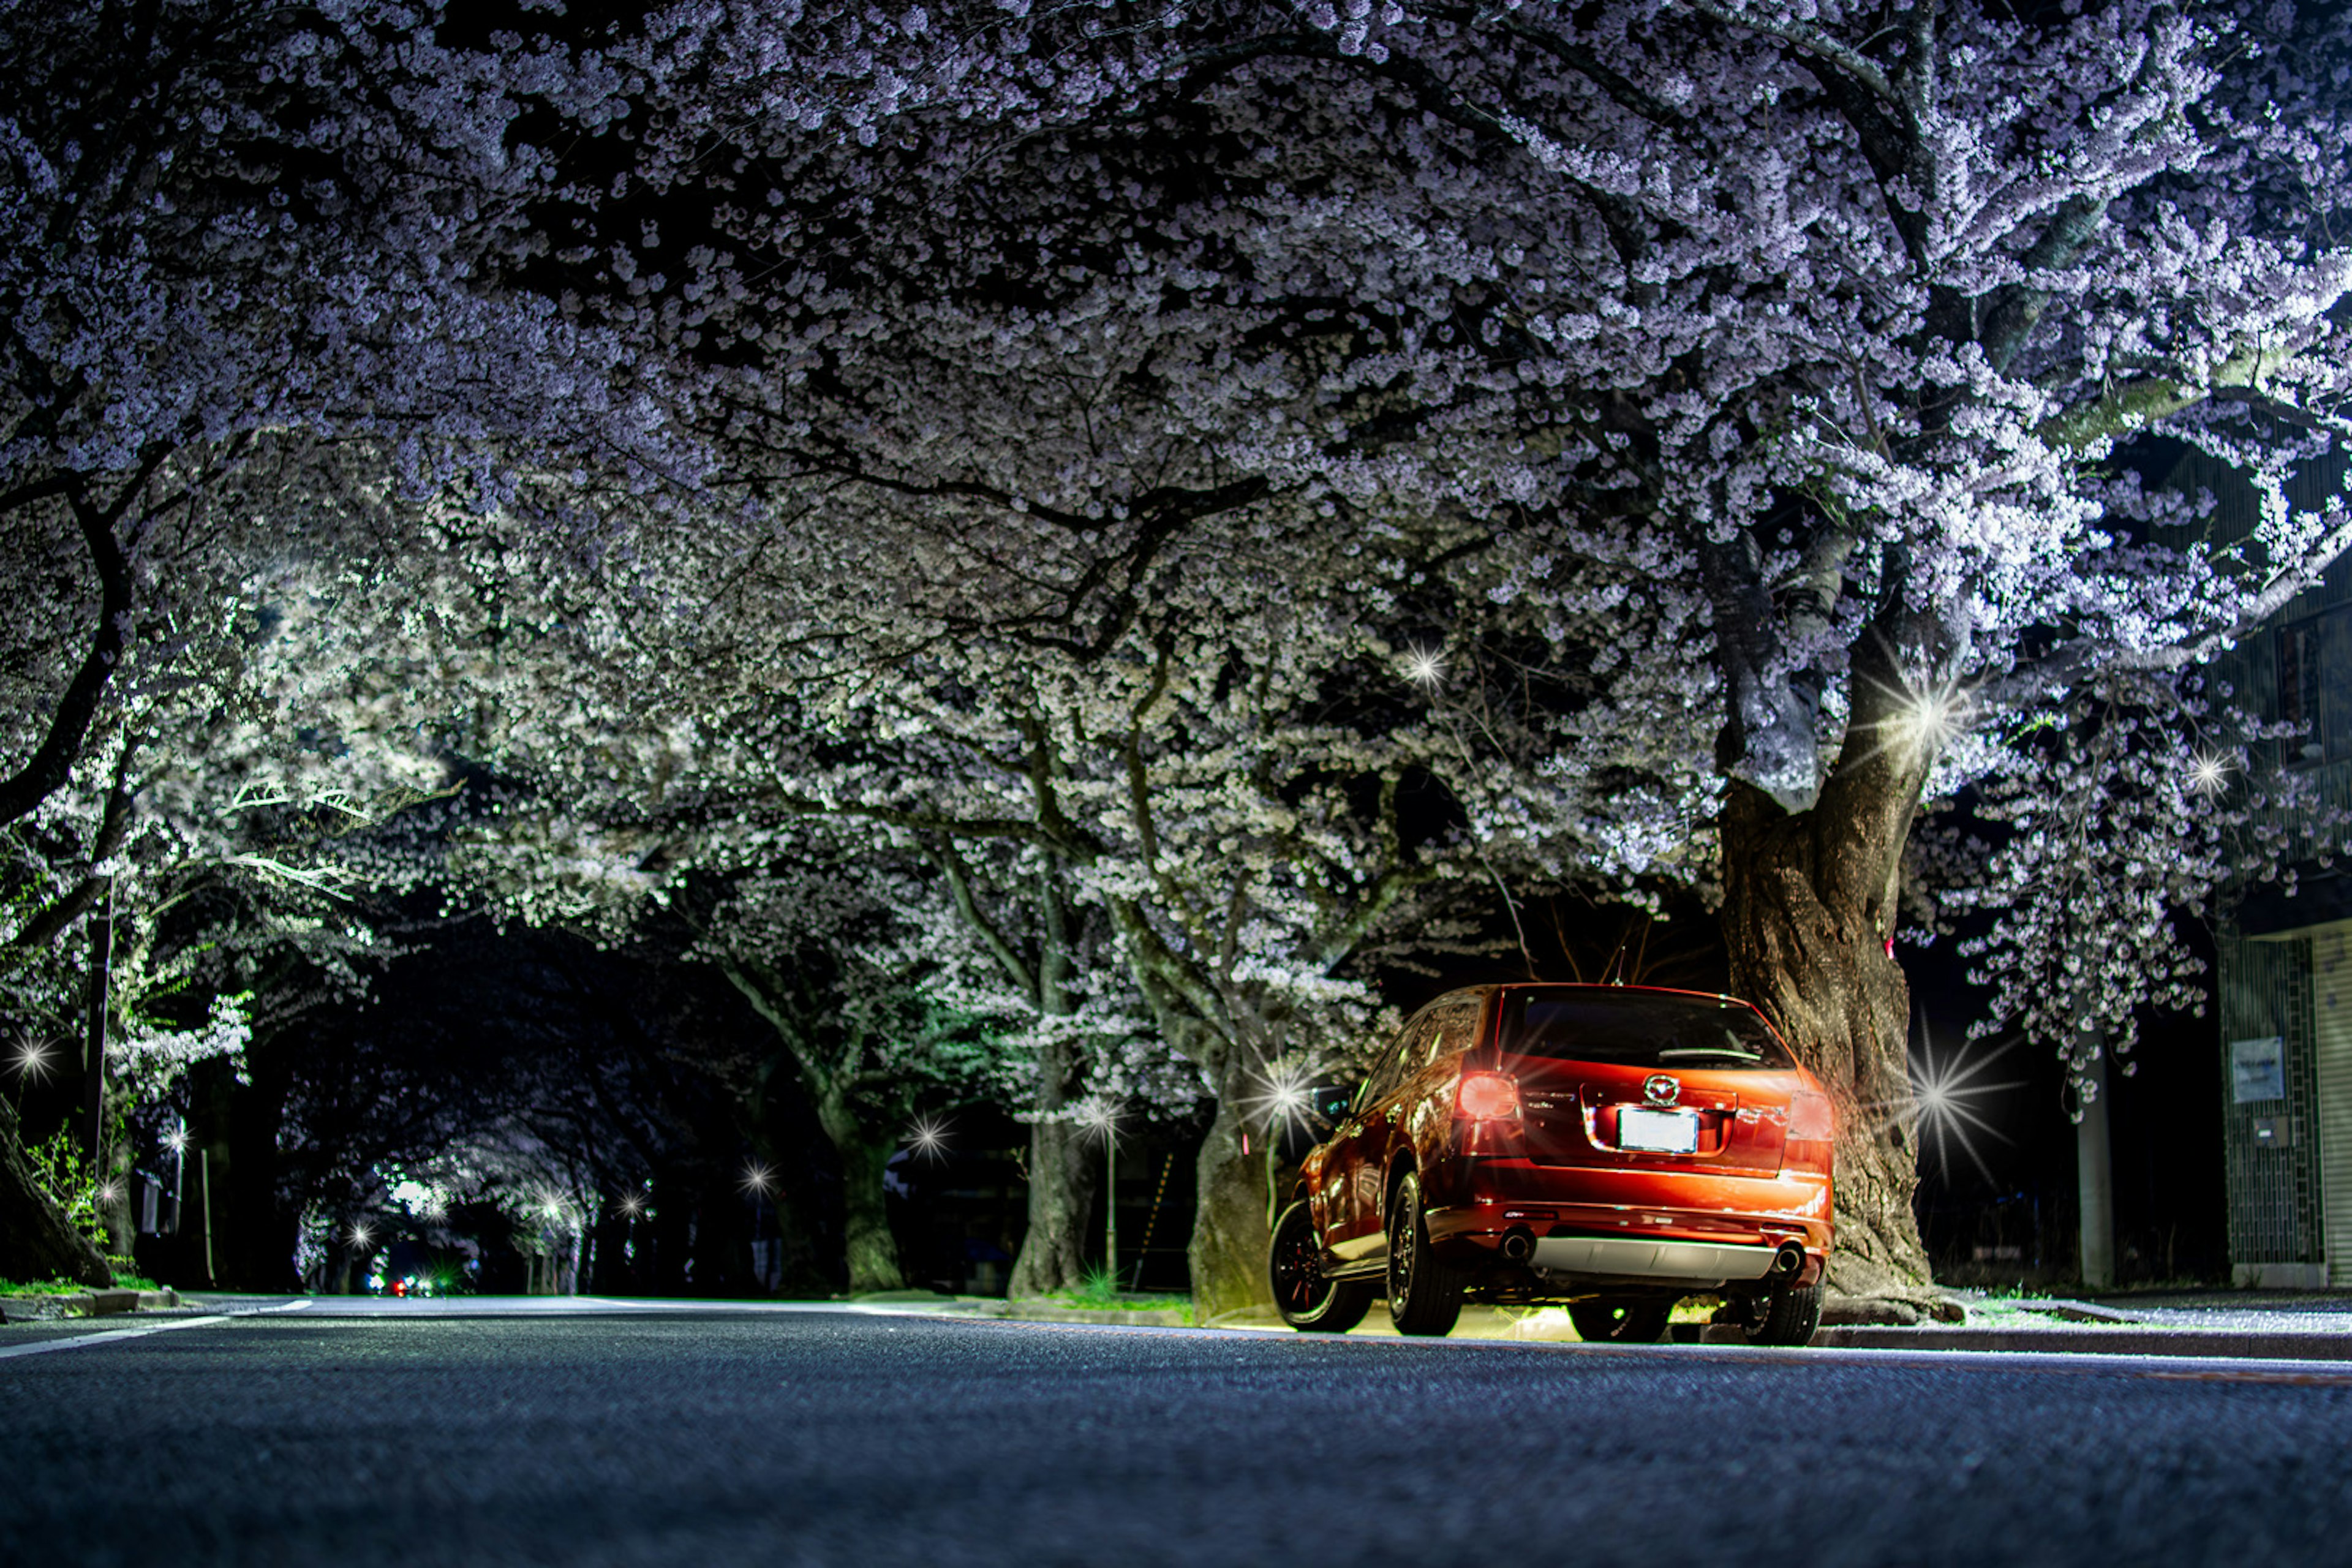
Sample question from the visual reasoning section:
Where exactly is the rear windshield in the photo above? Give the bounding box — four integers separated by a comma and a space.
1499, 991, 1795, 1071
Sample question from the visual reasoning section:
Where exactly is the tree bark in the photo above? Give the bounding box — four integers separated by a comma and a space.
99, 1126, 133, 1264
817, 1093, 905, 1295
0, 1104, 112, 1287
1187, 1050, 1276, 1322
1717, 769, 1932, 1297
1008, 1030, 1099, 1297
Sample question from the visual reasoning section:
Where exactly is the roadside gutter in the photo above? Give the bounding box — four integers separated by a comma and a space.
0, 1288, 183, 1322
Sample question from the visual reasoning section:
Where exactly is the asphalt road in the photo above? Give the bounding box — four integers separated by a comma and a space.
4, 1298, 2348, 1567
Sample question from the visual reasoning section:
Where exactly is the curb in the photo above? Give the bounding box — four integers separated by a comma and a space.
0, 1287, 183, 1323
933, 1303, 2352, 1361
1630, 1319, 2352, 1360
1789, 1324, 2352, 1361
943, 1302, 1193, 1328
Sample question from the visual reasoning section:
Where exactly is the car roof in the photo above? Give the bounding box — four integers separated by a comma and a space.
1487, 981, 1759, 1008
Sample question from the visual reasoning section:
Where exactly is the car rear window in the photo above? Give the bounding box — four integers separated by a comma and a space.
1499, 991, 1795, 1070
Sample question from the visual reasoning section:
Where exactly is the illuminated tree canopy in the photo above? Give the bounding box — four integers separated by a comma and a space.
9, 0, 2352, 1306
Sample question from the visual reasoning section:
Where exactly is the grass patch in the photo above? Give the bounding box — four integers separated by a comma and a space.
1046, 1265, 1189, 1319
0, 1278, 95, 1297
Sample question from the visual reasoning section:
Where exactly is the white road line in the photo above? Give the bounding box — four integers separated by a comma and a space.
0, 1298, 308, 1360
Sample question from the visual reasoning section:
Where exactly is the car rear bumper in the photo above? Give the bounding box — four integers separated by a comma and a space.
1524, 1235, 1784, 1282
1425, 1162, 1831, 1287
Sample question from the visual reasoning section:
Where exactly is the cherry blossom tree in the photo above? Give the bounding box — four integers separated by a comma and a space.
0, 1, 684, 824
689, 843, 1024, 1295
554, 467, 1589, 1313
0, 0, 699, 1275
604, 0, 2352, 1303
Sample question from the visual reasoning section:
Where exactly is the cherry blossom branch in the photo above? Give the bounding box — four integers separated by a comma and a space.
0, 455, 159, 829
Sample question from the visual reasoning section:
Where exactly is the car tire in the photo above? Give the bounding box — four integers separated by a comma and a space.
1741, 1281, 1824, 1346
1269, 1200, 1373, 1333
1567, 1300, 1673, 1344
1385, 1171, 1466, 1336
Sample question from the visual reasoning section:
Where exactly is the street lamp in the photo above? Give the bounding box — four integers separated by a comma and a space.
1082, 1102, 1120, 1283
619, 1190, 646, 1273
165, 1118, 187, 1235
742, 1164, 776, 1291
10, 1041, 50, 1111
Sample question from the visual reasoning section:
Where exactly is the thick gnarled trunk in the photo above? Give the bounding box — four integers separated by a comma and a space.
1187, 1053, 1276, 1322
1719, 769, 1932, 1298
1009, 1112, 1098, 1297
0, 1106, 111, 1287
1008, 1019, 1097, 1297
818, 1094, 905, 1295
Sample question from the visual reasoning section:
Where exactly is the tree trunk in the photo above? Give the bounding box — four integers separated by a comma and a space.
226, 1041, 299, 1292
647, 1164, 694, 1294
0, 1104, 111, 1286
320, 1238, 358, 1294
589, 1191, 636, 1295
1008, 1031, 1098, 1297
1187, 1051, 1276, 1322
817, 1094, 905, 1295
99, 1133, 132, 1264
1718, 775, 1932, 1298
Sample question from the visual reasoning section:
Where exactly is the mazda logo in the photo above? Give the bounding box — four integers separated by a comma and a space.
1642, 1074, 1680, 1106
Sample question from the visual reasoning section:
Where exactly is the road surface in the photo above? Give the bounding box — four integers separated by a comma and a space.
2, 1296, 2345, 1566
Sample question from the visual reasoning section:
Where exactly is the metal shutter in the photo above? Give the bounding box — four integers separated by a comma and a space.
2313, 926, 2352, 1284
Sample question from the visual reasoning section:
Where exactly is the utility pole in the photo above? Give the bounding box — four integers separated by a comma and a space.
1104, 1131, 1118, 1283
2076, 1033, 2115, 1294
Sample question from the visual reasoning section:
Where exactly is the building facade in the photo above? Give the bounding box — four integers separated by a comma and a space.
2202, 448, 2352, 1287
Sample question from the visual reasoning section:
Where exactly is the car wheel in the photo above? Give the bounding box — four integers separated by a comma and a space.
1269, 1200, 1373, 1332
1385, 1171, 1466, 1336
1741, 1281, 1823, 1346
1567, 1300, 1673, 1344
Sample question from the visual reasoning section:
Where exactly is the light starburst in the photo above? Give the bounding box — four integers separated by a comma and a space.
1863, 1025, 2024, 1186
2188, 751, 2233, 796
741, 1163, 776, 1196
1238, 1060, 1319, 1140
1402, 646, 1446, 687
1856, 668, 1973, 769
1076, 1099, 1120, 1145
905, 1114, 952, 1163
349, 1223, 374, 1250
12, 1041, 51, 1080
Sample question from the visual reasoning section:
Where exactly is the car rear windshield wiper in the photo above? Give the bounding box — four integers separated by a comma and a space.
1656, 1047, 1764, 1063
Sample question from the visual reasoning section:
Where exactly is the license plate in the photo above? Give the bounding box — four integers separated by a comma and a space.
1618, 1106, 1700, 1153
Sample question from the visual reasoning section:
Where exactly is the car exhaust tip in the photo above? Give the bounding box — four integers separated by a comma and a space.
1770, 1242, 1806, 1278
1501, 1227, 1537, 1264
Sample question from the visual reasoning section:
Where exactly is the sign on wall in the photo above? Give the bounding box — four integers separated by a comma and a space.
2232, 1036, 2288, 1104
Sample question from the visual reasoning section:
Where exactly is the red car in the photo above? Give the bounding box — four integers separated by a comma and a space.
1270, 983, 1833, 1343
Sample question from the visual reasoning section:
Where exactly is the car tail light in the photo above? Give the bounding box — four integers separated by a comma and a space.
1455, 1071, 1521, 1123
1789, 1091, 1833, 1141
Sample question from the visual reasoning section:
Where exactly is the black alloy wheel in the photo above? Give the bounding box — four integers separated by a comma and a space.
1740, 1280, 1824, 1346
1385, 1171, 1467, 1336
1568, 1299, 1674, 1343
1270, 1200, 1373, 1332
